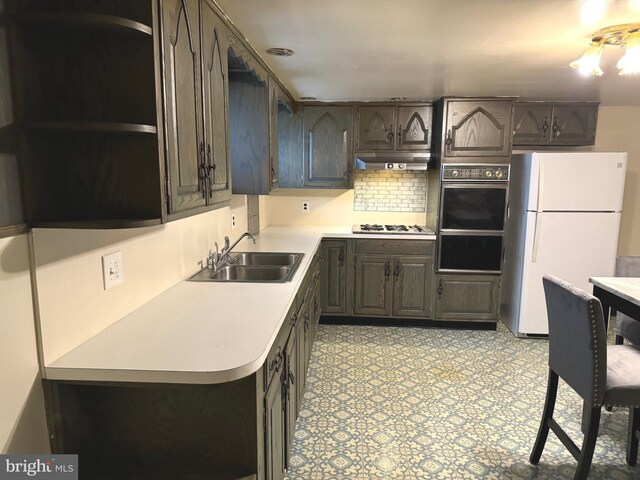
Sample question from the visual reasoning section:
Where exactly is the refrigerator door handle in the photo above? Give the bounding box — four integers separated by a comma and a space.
531, 212, 542, 263
537, 156, 545, 212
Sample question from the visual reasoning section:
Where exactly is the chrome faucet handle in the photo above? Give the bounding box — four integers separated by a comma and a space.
224, 236, 230, 251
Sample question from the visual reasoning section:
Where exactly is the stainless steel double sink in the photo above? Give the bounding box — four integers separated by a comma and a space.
188, 252, 304, 283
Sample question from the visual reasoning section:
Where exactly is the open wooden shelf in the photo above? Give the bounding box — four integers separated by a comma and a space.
13, 13, 152, 36
26, 122, 157, 135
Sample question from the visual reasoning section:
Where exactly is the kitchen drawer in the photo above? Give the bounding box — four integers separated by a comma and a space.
355, 239, 434, 256
263, 304, 295, 392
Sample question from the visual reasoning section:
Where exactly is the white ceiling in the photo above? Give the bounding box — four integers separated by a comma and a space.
216, 0, 640, 105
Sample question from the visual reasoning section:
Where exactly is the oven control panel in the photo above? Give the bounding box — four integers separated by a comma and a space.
442, 165, 510, 181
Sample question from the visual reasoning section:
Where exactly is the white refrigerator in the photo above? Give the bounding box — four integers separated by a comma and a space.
501, 152, 627, 337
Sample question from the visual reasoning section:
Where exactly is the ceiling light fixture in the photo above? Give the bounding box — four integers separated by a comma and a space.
571, 23, 640, 75
266, 47, 294, 57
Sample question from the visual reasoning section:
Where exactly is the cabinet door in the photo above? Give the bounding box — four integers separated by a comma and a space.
444, 99, 513, 158
354, 255, 393, 316
283, 328, 297, 469
550, 104, 598, 146
303, 106, 353, 188
512, 103, 553, 145
435, 275, 500, 321
264, 362, 285, 480
396, 105, 432, 151
320, 240, 347, 314
393, 256, 433, 318
162, 0, 206, 213
200, 1, 231, 205
269, 77, 280, 190
357, 106, 396, 151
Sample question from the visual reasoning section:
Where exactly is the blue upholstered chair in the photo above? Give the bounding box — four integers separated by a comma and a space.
530, 275, 640, 479
615, 257, 640, 345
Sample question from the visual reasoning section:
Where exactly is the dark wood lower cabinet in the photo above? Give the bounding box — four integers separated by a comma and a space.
354, 254, 393, 316
435, 274, 500, 321
320, 240, 348, 314
393, 256, 434, 318
264, 370, 285, 480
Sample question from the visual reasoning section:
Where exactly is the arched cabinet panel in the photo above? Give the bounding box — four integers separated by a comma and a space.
397, 105, 432, 151
357, 106, 395, 151
162, 0, 206, 212
201, 0, 231, 204
303, 105, 353, 188
442, 99, 513, 159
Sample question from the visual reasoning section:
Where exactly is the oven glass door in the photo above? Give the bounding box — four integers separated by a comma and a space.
441, 185, 507, 231
439, 234, 503, 272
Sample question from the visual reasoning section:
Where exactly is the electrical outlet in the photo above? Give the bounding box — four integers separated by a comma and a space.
102, 251, 123, 290
301, 200, 311, 213
231, 213, 237, 228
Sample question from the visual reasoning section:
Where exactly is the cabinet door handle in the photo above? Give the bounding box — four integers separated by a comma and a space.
437, 280, 444, 298
552, 117, 560, 138
338, 246, 345, 266
385, 261, 391, 278
542, 117, 549, 138
397, 123, 403, 145
199, 141, 207, 199
394, 262, 400, 278
445, 129, 452, 152
387, 123, 394, 142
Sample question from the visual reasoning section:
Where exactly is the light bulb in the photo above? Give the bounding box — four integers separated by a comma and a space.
570, 43, 604, 76
618, 31, 640, 75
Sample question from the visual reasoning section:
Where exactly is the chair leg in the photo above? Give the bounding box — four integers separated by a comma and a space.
574, 407, 601, 480
627, 407, 640, 466
615, 334, 625, 345
530, 368, 559, 465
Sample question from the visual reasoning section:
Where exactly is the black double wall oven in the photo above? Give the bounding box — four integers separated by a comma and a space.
438, 165, 509, 273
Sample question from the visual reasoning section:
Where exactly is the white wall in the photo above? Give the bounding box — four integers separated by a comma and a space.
0, 235, 49, 453
262, 189, 427, 227
595, 106, 640, 256
34, 197, 249, 366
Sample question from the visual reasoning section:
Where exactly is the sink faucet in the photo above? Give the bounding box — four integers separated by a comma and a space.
221, 231, 257, 263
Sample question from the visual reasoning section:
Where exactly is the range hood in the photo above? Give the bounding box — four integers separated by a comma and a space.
355, 152, 432, 171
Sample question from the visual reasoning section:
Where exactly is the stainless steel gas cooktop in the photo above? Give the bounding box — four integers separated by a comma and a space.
352, 224, 435, 235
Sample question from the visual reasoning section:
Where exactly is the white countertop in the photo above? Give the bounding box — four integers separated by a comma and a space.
589, 277, 640, 307
45, 226, 436, 384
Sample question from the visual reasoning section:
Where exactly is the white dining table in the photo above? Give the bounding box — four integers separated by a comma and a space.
589, 277, 640, 329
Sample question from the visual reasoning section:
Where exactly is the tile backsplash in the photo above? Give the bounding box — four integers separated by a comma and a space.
354, 170, 427, 212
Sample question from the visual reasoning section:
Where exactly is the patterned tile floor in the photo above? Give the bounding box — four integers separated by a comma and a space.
285, 321, 639, 479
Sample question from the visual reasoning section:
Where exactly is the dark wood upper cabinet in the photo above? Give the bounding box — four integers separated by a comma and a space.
302, 105, 353, 188
162, 0, 206, 214
6, 0, 239, 227
227, 32, 276, 195
396, 105, 432, 151
356, 104, 432, 152
513, 102, 598, 146
550, 103, 598, 145
200, 1, 231, 205
357, 106, 396, 151
436, 98, 515, 161
512, 103, 553, 145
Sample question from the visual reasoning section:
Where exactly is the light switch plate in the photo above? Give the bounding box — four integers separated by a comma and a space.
102, 251, 123, 290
